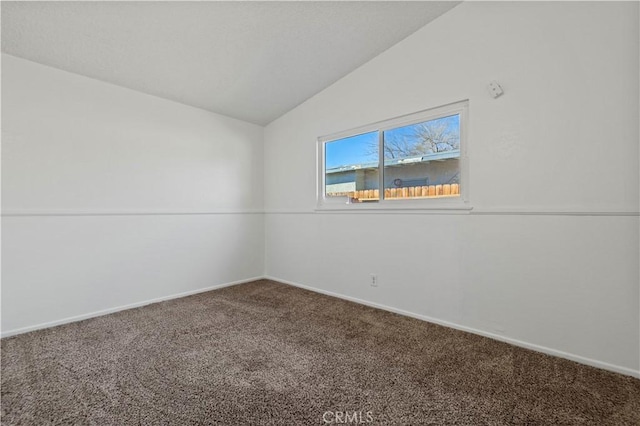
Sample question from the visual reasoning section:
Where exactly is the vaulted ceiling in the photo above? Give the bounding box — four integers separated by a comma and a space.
2, 1, 459, 125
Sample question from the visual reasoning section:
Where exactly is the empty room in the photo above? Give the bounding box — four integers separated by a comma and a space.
1, 1, 639, 424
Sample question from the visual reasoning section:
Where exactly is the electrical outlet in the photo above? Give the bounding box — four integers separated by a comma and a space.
370, 274, 378, 287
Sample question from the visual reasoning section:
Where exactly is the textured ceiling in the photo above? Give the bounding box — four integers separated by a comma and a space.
2, 1, 459, 125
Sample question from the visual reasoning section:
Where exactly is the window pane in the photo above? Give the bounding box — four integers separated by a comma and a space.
383, 114, 460, 200
325, 131, 379, 202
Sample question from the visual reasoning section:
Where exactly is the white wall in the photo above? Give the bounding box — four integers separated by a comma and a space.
264, 2, 640, 376
2, 1, 638, 378
1, 54, 265, 334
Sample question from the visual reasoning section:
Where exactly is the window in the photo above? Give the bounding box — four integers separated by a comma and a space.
318, 100, 468, 209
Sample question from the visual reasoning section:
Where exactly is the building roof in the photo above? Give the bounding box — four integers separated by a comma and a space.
326, 150, 460, 174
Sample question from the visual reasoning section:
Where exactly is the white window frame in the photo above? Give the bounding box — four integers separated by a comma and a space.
317, 100, 470, 211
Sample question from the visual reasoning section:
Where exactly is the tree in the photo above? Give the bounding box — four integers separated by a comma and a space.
409, 119, 460, 155
368, 118, 460, 160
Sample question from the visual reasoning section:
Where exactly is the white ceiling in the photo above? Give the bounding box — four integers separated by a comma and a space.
2, 1, 459, 125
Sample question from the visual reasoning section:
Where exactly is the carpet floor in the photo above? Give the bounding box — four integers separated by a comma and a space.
2, 280, 639, 425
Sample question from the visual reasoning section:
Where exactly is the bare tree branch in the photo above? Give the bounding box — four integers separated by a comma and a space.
365, 117, 460, 161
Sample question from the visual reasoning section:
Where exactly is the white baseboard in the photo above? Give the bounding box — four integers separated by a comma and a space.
1, 276, 266, 338
265, 275, 640, 379
4, 274, 638, 379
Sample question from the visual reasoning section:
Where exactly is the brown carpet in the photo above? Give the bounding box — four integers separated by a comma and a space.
2, 280, 639, 425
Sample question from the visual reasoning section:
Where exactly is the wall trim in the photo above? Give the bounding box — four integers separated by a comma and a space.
263, 209, 639, 216
470, 207, 640, 216
4, 209, 638, 217
264, 275, 640, 379
1, 210, 263, 217
0, 276, 265, 338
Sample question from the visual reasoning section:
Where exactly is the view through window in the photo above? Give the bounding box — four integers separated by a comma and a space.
322, 102, 465, 205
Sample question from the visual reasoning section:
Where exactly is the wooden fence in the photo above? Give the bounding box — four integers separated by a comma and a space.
330, 183, 460, 201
